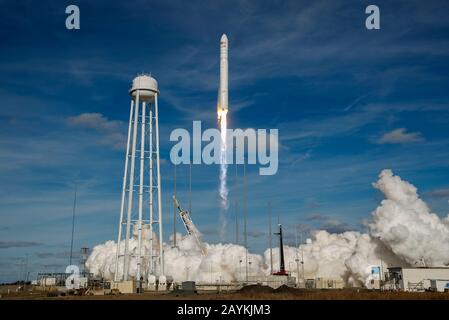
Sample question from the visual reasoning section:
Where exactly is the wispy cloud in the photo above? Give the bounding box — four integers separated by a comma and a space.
344, 94, 369, 112
247, 230, 266, 238
377, 128, 424, 144
0, 241, 42, 249
66, 113, 126, 150
35, 251, 75, 259
319, 219, 354, 234
304, 213, 353, 234
279, 103, 384, 146
425, 188, 449, 199
67, 113, 122, 132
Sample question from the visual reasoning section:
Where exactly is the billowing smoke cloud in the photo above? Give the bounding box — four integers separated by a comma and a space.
87, 225, 158, 280
164, 234, 263, 283
86, 170, 449, 287
369, 169, 449, 266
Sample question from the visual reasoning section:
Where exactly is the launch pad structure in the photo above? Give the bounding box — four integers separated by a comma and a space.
20, 32, 449, 299
109, 35, 297, 293
173, 196, 207, 255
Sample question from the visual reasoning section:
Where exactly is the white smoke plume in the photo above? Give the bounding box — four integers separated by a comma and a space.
86, 169, 449, 287
87, 225, 158, 280
218, 111, 229, 240
369, 169, 449, 266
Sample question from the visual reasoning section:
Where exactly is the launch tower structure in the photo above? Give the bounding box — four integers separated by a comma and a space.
273, 224, 288, 276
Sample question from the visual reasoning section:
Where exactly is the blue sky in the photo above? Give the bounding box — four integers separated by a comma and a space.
1, 0, 449, 282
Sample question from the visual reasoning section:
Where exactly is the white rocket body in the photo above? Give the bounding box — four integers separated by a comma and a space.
217, 34, 228, 121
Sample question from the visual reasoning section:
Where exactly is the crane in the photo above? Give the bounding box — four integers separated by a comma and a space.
173, 195, 207, 255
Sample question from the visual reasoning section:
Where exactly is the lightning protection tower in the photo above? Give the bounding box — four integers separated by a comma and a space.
114, 75, 164, 284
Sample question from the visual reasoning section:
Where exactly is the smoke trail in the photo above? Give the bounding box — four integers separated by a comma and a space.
219, 110, 229, 240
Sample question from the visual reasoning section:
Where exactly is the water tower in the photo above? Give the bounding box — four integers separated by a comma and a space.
114, 75, 164, 284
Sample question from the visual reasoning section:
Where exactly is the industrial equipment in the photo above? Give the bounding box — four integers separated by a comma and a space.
173, 195, 207, 255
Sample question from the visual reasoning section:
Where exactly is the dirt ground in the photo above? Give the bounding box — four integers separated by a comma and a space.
1, 285, 449, 300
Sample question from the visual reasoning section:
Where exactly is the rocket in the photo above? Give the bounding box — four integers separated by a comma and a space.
217, 34, 228, 122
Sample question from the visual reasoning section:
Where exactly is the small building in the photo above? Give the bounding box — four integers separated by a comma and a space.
386, 267, 449, 291
246, 275, 296, 289
111, 280, 136, 294
302, 277, 344, 289
315, 277, 345, 289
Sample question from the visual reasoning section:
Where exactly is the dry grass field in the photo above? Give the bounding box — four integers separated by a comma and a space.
1, 285, 449, 300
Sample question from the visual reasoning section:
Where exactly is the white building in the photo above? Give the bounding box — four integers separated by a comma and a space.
386, 267, 449, 292
246, 275, 297, 289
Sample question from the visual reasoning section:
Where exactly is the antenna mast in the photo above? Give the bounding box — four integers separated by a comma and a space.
268, 202, 273, 275
69, 183, 77, 266
243, 161, 248, 282
173, 164, 177, 247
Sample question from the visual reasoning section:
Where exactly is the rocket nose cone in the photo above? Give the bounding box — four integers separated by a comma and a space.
220, 34, 228, 43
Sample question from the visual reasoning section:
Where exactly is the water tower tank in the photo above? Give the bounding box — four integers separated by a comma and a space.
129, 75, 159, 102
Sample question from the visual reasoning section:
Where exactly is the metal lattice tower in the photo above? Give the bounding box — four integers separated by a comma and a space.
114, 75, 164, 283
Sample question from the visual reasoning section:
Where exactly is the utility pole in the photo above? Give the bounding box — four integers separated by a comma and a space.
17, 259, 23, 283
189, 162, 192, 216
243, 161, 248, 283
300, 232, 305, 281
295, 226, 300, 286
239, 257, 243, 281
235, 200, 239, 244
210, 263, 213, 283
173, 163, 177, 247
69, 183, 77, 266
24, 254, 29, 289
268, 202, 273, 275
